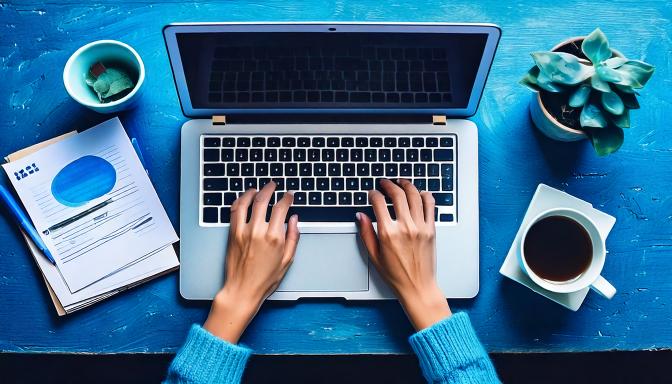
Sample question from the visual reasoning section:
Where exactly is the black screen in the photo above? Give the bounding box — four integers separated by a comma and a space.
176, 31, 488, 110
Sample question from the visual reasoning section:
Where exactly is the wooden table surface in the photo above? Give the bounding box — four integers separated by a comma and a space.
1, 0, 670, 354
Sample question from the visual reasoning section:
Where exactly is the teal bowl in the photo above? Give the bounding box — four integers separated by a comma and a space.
63, 40, 145, 114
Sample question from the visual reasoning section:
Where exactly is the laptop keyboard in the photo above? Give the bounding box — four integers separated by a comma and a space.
207, 46, 452, 105
200, 135, 456, 225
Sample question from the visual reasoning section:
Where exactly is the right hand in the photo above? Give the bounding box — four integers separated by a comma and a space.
356, 179, 451, 331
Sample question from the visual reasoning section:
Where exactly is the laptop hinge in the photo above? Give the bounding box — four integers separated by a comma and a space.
212, 115, 227, 126
432, 115, 447, 125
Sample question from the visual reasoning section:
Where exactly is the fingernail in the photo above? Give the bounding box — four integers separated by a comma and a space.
287, 190, 296, 196
355, 212, 362, 221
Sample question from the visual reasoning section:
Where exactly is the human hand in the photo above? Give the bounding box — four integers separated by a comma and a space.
356, 179, 451, 331
204, 182, 299, 343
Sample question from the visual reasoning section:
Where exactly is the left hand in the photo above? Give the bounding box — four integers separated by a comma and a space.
204, 182, 299, 343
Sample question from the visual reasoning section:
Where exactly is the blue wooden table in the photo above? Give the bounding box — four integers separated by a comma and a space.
1, 0, 670, 354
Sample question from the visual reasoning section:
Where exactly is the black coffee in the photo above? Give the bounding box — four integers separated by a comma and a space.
523, 216, 592, 282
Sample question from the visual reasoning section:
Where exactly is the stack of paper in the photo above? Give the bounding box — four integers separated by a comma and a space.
3, 118, 179, 315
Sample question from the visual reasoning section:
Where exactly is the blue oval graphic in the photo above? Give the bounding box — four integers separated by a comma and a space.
51, 155, 116, 207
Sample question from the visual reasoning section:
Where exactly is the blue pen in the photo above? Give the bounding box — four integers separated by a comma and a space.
0, 184, 56, 265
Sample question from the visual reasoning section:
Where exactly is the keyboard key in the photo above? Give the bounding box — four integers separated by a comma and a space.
339, 192, 352, 205
308, 149, 320, 161
227, 163, 240, 176
279, 149, 292, 161
342, 137, 354, 147
222, 137, 235, 147
356, 137, 368, 147
428, 179, 440, 191
203, 149, 219, 162
259, 178, 271, 188
203, 193, 222, 206
282, 137, 296, 147
392, 149, 404, 162
440, 137, 454, 147
309, 192, 321, 205
250, 149, 263, 161
297, 137, 311, 147
420, 149, 432, 161
328, 163, 341, 176
204, 178, 228, 191
284, 206, 395, 222
400, 163, 412, 177
252, 137, 265, 147
351, 148, 363, 162
385, 164, 398, 177
264, 149, 277, 162
286, 178, 300, 190
428, 164, 440, 177
327, 137, 340, 147
294, 149, 306, 161
379, 149, 391, 162
314, 163, 327, 176
299, 163, 312, 176
357, 163, 370, 176
384, 137, 396, 147
219, 208, 230, 223
237, 137, 251, 147
433, 193, 454, 206
268, 137, 281, 147
273, 178, 285, 190
236, 149, 248, 161
361, 178, 374, 190
230, 178, 243, 191
434, 149, 453, 161
302, 178, 315, 190
241, 163, 254, 176
343, 163, 355, 176
439, 213, 454, 222
336, 149, 349, 162
354, 192, 367, 205
324, 192, 337, 205
285, 163, 298, 176
244, 178, 257, 189
204, 163, 224, 176
407, 149, 419, 162
413, 179, 426, 191
270, 163, 283, 176
346, 178, 359, 191
221, 149, 234, 161
255, 163, 268, 176
322, 149, 335, 161
370, 137, 383, 147
204, 137, 220, 147
372, 163, 384, 176
365, 149, 377, 162
331, 178, 345, 191
399, 137, 411, 147
312, 137, 325, 147
414, 164, 426, 177
412, 137, 424, 147
223, 192, 237, 205
426, 137, 438, 147
294, 192, 307, 205
203, 207, 218, 223
316, 178, 330, 190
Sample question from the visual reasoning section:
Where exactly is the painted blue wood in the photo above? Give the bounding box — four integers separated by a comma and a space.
1, 0, 670, 354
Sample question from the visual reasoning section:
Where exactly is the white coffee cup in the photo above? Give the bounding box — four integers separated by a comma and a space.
518, 208, 616, 299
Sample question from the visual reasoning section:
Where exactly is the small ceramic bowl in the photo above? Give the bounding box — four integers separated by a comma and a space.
63, 40, 145, 114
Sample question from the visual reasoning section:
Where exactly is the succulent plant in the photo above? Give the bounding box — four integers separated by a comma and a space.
521, 28, 655, 155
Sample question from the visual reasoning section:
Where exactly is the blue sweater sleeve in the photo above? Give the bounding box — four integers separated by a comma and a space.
164, 324, 251, 384
408, 312, 500, 384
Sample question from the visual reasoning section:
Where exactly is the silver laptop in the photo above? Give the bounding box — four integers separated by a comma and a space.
163, 22, 500, 300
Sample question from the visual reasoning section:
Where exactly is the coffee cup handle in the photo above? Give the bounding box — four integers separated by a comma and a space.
590, 276, 616, 299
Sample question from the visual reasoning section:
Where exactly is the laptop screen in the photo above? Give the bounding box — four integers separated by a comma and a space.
165, 24, 500, 116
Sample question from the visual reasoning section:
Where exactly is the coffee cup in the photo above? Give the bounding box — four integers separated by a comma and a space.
518, 208, 616, 299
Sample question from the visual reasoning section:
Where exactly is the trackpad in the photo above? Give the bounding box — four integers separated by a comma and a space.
277, 233, 369, 292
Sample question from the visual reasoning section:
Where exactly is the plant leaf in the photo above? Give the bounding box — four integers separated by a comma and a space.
604, 57, 627, 68
610, 109, 631, 128
569, 85, 592, 108
582, 28, 612, 64
531, 51, 594, 85
591, 74, 611, 92
580, 104, 608, 128
614, 60, 655, 88
614, 84, 636, 94
616, 91, 640, 109
601, 91, 625, 115
587, 125, 624, 156
520, 67, 543, 92
536, 70, 564, 92
596, 65, 623, 83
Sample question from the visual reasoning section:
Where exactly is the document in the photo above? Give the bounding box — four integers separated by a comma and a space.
2, 118, 178, 293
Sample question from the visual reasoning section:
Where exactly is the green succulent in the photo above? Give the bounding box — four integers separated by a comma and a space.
521, 28, 655, 156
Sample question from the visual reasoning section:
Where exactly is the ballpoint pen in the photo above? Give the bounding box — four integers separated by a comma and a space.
0, 183, 56, 265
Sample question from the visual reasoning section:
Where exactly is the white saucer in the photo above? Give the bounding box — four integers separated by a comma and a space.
499, 184, 616, 311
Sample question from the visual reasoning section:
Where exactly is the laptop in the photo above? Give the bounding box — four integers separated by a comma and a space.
163, 22, 500, 300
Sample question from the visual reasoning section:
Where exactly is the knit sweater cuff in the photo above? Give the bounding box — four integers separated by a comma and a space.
408, 312, 499, 384
166, 324, 251, 383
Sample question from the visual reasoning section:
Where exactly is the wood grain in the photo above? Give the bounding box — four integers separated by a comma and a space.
1, 0, 670, 354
